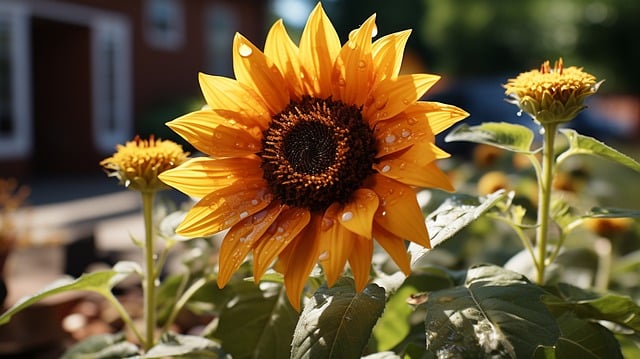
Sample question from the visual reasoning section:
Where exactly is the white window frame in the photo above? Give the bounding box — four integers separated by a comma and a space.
92, 18, 133, 154
0, 2, 31, 159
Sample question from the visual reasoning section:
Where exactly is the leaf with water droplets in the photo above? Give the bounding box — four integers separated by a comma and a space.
409, 190, 508, 265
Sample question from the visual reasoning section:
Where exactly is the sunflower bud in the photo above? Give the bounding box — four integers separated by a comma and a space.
101, 135, 189, 193
504, 58, 601, 125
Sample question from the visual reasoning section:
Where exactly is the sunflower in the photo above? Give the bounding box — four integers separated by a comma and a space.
159, 3, 467, 309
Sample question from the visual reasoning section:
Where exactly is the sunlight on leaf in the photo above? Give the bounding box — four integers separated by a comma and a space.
372, 284, 416, 351
409, 190, 508, 266
211, 281, 298, 359
558, 128, 640, 173
0, 261, 139, 325
291, 278, 386, 359
445, 122, 536, 153
422, 264, 559, 358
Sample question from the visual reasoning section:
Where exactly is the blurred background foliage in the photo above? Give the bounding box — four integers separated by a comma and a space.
307, 0, 640, 94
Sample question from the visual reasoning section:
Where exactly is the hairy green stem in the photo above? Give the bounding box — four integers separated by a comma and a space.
535, 124, 558, 284
141, 191, 157, 350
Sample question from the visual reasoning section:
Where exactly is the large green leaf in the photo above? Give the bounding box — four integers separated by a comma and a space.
60, 332, 139, 359
291, 278, 386, 359
558, 128, 640, 172
211, 281, 298, 359
445, 122, 536, 153
144, 332, 226, 358
422, 264, 559, 358
0, 261, 138, 325
534, 312, 622, 359
544, 283, 640, 332
409, 190, 508, 265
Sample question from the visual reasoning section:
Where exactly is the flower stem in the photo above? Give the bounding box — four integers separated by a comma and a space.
101, 290, 145, 344
535, 124, 557, 284
141, 191, 157, 350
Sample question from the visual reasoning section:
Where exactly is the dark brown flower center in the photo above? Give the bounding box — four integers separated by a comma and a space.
260, 96, 377, 212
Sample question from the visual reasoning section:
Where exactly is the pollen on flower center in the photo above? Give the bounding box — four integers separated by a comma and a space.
260, 96, 377, 212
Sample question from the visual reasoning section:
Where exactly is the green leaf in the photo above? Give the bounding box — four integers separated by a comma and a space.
144, 332, 226, 358
361, 352, 402, 359
409, 190, 508, 265
422, 264, 559, 358
544, 283, 640, 332
291, 278, 386, 359
60, 332, 139, 359
586, 207, 640, 218
445, 122, 535, 153
0, 261, 138, 325
559, 128, 640, 172
373, 285, 415, 351
211, 281, 298, 359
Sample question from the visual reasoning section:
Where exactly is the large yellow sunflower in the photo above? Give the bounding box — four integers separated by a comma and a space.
159, 3, 467, 309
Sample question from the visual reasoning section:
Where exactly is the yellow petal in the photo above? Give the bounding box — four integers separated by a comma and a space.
338, 188, 379, 238
373, 223, 411, 275
284, 216, 323, 311
368, 174, 430, 248
374, 109, 436, 158
364, 74, 440, 125
198, 73, 270, 128
299, 3, 341, 98
319, 203, 357, 287
217, 202, 285, 287
233, 33, 289, 115
412, 101, 469, 135
348, 235, 373, 292
374, 153, 454, 191
159, 156, 262, 199
177, 179, 272, 237
253, 207, 311, 282
264, 19, 303, 99
372, 30, 411, 83
333, 14, 375, 106
167, 110, 261, 157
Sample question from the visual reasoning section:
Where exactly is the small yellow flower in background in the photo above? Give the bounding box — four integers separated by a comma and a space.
584, 217, 633, 238
477, 171, 510, 196
101, 135, 189, 193
159, 3, 468, 309
504, 58, 601, 125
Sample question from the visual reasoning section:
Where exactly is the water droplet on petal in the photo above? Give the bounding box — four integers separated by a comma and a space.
401, 129, 411, 138
374, 94, 388, 110
341, 211, 354, 222
240, 211, 249, 219
238, 43, 253, 57
251, 199, 259, 206
318, 251, 329, 261
516, 110, 523, 117
358, 59, 367, 69
381, 165, 391, 173
385, 134, 396, 144
371, 24, 378, 38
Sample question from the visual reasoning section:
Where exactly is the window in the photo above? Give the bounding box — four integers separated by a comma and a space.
205, 4, 238, 77
144, 0, 184, 50
92, 19, 132, 153
0, 3, 30, 159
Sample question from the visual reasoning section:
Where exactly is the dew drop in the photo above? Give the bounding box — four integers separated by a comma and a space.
516, 110, 523, 117
358, 59, 367, 69
381, 210, 387, 217
251, 199, 259, 206
401, 97, 411, 105
401, 129, 412, 138
381, 165, 391, 173
341, 211, 354, 222
318, 251, 329, 261
371, 24, 378, 38
385, 134, 396, 144
238, 43, 253, 57
277, 226, 285, 233
239, 211, 249, 219
374, 95, 388, 110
